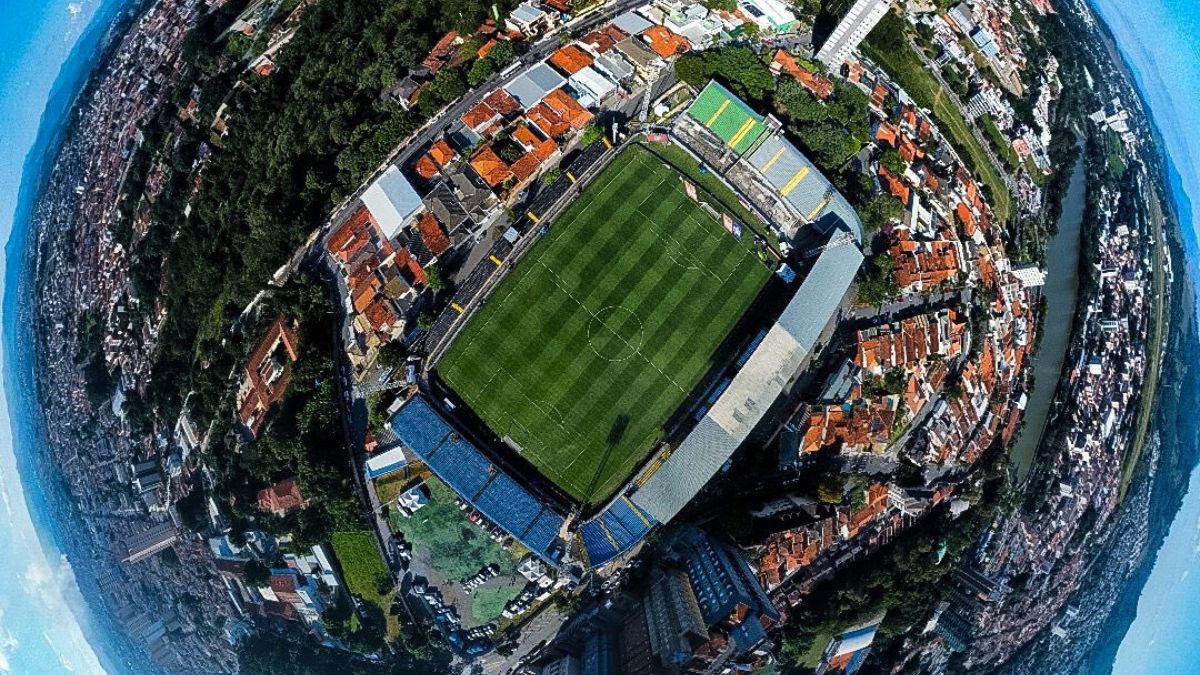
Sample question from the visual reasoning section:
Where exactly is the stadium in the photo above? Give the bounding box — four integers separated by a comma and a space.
390, 81, 865, 569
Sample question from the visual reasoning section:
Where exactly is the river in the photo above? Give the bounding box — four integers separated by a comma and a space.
1009, 152, 1086, 481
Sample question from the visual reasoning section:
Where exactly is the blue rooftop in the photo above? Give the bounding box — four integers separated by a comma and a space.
390, 398, 565, 562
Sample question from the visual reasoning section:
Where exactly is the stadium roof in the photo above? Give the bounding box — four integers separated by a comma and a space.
504, 62, 567, 109
631, 239, 863, 523
362, 166, 423, 240
684, 81, 766, 154
389, 397, 565, 561
747, 133, 863, 241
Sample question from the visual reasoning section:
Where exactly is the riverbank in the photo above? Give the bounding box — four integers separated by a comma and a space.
1008, 149, 1086, 481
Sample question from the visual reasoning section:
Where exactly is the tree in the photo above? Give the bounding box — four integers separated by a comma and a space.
424, 263, 445, 292
376, 340, 407, 370
543, 167, 563, 186
489, 40, 516, 67
880, 148, 906, 175
702, 0, 736, 9
675, 54, 708, 87
467, 57, 493, 86
581, 124, 603, 147
817, 473, 846, 504
427, 68, 466, 104
861, 194, 905, 233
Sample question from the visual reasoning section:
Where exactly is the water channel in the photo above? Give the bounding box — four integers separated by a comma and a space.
1010, 152, 1087, 481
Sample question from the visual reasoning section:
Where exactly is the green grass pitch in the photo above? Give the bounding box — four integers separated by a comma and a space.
437, 145, 771, 506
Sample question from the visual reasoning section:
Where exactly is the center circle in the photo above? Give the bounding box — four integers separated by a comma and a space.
587, 306, 644, 362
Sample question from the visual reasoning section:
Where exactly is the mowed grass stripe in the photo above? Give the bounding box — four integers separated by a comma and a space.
439, 145, 770, 505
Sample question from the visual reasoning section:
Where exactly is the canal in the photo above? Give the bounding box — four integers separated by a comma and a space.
1010, 152, 1086, 481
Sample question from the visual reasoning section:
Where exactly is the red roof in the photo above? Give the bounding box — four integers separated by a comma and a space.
429, 139, 456, 166
415, 212, 452, 256
549, 44, 594, 75
483, 88, 520, 115
414, 154, 439, 180
643, 25, 689, 58
771, 50, 833, 99
580, 24, 627, 53
470, 145, 515, 187
257, 477, 305, 515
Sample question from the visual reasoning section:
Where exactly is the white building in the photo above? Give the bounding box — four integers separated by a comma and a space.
815, 0, 893, 67
737, 0, 797, 34
362, 166, 423, 240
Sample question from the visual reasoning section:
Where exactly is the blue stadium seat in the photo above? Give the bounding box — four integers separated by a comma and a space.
390, 398, 452, 455
580, 521, 617, 565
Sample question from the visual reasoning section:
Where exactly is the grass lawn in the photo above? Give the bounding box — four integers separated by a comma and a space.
389, 480, 520, 581
469, 585, 522, 623
374, 473, 406, 505
389, 479, 525, 623
330, 531, 400, 641
439, 145, 771, 505
864, 25, 1013, 224
641, 142, 777, 248
980, 114, 1020, 171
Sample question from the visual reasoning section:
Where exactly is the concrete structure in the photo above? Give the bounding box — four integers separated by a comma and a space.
1011, 263, 1047, 288
504, 62, 568, 109
737, 0, 797, 33
362, 165, 424, 240
121, 523, 179, 564
815, 0, 893, 68
631, 239, 862, 524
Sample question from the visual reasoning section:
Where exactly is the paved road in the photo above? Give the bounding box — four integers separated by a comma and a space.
906, 36, 1018, 195
323, 0, 650, 235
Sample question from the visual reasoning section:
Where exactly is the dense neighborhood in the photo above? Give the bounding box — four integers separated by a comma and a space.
21, 0, 1182, 673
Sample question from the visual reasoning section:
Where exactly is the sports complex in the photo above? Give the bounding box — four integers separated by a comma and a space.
390, 81, 866, 569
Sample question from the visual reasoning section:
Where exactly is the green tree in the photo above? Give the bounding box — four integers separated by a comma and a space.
675, 54, 708, 87
428, 68, 466, 104
467, 57, 493, 86
880, 148, 906, 175
817, 473, 846, 504
861, 194, 905, 233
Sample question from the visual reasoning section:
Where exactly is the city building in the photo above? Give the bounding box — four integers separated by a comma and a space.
121, 522, 179, 564
815, 0, 893, 68
235, 317, 299, 439
362, 165, 424, 240
815, 616, 883, 674
257, 477, 306, 515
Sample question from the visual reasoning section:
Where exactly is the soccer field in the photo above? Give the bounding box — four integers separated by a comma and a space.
438, 145, 771, 505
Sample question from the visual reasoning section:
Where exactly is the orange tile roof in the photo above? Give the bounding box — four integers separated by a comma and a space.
643, 25, 689, 58
580, 24, 627, 53
462, 101, 499, 131
422, 31, 461, 73
415, 212, 451, 256
878, 166, 910, 204
543, 88, 592, 128
429, 139, 456, 166
549, 44, 594, 75
956, 202, 976, 235
527, 103, 571, 138
478, 38, 499, 58
771, 50, 833, 99
875, 122, 898, 147
510, 152, 542, 182
414, 153, 439, 180
483, 88, 520, 115
470, 145, 514, 187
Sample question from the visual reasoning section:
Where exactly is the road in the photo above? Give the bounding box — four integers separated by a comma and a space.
323, 0, 651, 234
907, 37, 1018, 195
